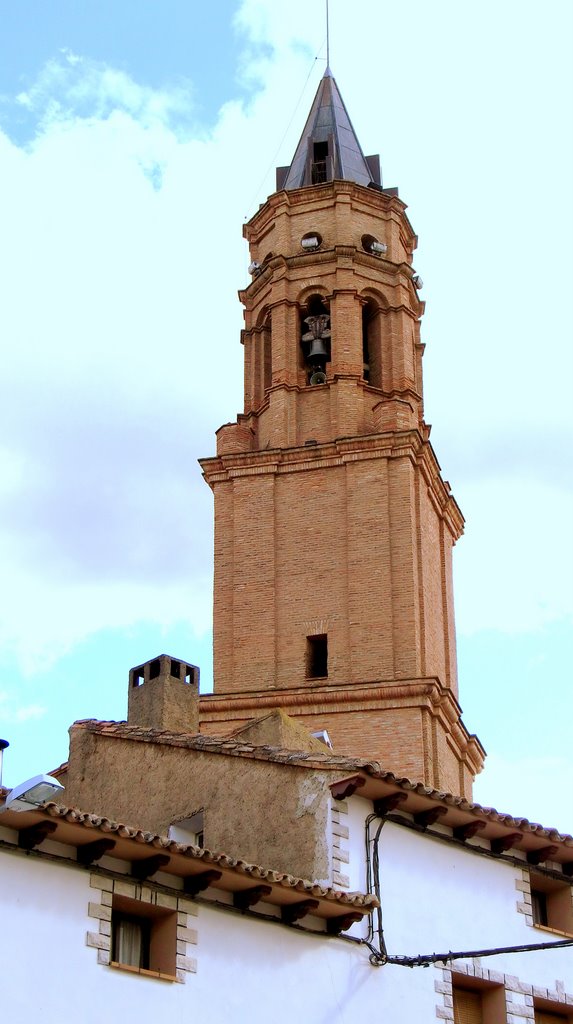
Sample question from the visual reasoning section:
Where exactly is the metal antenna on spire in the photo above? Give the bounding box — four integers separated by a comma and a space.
326, 0, 330, 69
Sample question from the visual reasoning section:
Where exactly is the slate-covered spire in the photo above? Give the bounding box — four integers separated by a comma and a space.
276, 68, 381, 191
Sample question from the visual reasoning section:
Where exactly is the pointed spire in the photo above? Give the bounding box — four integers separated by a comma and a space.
277, 70, 381, 192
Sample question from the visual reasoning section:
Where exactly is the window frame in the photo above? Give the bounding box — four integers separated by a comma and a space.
530, 871, 573, 937
109, 894, 177, 981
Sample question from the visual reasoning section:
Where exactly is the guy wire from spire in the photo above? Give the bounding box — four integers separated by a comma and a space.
243, 49, 326, 222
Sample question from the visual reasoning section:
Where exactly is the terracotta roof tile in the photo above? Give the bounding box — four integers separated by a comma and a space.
70, 719, 573, 846
28, 801, 378, 911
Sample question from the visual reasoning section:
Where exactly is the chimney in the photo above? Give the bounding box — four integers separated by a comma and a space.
127, 656, 200, 734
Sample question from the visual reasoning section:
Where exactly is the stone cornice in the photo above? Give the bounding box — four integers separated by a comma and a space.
241, 246, 420, 307
244, 179, 412, 237
199, 677, 485, 774
199, 676, 458, 716
200, 427, 464, 538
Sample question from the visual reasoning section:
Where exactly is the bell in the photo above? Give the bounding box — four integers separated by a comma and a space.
307, 338, 329, 361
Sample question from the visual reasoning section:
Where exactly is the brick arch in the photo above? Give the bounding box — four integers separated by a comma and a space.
255, 305, 272, 329
359, 286, 390, 311
297, 285, 330, 310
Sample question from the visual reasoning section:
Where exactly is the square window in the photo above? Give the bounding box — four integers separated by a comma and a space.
530, 872, 573, 935
168, 809, 204, 848
452, 977, 505, 1024
306, 635, 328, 679
111, 896, 177, 979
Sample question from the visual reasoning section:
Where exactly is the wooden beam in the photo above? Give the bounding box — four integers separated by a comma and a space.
131, 854, 170, 879
183, 870, 223, 896
281, 899, 320, 924
18, 821, 57, 850
76, 839, 116, 865
490, 833, 522, 855
373, 793, 408, 816
233, 885, 272, 911
453, 821, 485, 842
527, 845, 559, 866
330, 775, 366, 800
413, 807, 448, 828
327, 912, 363, 936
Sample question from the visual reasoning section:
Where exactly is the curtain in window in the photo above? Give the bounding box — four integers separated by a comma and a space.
115, 917, 143, 968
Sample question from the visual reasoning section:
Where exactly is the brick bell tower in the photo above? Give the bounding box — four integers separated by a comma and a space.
199, 69, 484, 796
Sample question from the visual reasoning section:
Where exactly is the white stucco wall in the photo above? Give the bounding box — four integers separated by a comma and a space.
344, 795, 573, 994
1, 812, 571, 1023
0, 842, 432, 1024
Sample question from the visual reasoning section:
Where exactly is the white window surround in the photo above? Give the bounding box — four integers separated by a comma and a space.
516, 868, 573, 938
331, 798, 350, 889
87, 873, 198, 983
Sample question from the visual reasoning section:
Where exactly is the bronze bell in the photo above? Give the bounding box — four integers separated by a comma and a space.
307, 338, 329, 361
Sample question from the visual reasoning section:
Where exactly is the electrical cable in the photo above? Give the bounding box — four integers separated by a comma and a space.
364, 812, 388, 964
383, 935, 573, 969
362, 811, 573, 969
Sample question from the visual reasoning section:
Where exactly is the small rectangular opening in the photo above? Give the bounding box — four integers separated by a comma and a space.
170, 659, 181, 679
131, 668, 145, 688
306, 634, 328, 679
168, 808, 204, 848
311, 141, 328, 184
149, 659, 161, 680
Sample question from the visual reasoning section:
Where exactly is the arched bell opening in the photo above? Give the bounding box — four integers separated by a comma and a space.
361, 297, 383, 390
262, 313, 272, 393
251, 307, 273, 407
300, 293, 331, 386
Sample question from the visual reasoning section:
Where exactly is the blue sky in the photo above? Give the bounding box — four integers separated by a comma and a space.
0, 0, 571, 831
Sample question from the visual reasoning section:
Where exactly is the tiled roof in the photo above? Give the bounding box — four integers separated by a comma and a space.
0, 799, 377, 917
71, 719, 573, 850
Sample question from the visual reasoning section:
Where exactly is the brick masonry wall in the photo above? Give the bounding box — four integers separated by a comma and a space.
202, 176, 479, 794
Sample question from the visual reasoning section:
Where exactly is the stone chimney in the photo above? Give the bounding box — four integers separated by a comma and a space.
127, 655, 200, 733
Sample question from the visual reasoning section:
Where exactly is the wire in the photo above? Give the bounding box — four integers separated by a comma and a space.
384, 936, 573, 969
364, 812, 388, 964
362, 810, 573, 969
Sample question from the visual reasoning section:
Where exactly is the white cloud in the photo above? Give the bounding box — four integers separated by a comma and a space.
15, 49, 198, 138
0, 1, 571, 683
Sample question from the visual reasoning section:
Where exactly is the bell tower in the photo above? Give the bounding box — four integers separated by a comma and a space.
199, 70, 484, 796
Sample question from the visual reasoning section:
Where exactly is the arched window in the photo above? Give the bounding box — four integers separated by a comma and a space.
361, 297, 383, 389
300, 293, 330, 385
263, 313, 272, 393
